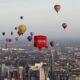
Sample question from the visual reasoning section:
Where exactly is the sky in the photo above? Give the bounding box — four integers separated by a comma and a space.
0, 0, 80, 40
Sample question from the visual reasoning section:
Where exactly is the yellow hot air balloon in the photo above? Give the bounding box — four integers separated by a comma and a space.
18, 25, 27, 34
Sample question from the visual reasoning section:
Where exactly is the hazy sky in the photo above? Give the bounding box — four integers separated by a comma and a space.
0, 0, 80, 39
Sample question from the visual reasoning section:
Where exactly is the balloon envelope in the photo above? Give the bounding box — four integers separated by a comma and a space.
15, 37, 18, 41
6, 38, 12, 43
2, 32, 5, 36
54, 4, 61, 13
15, 27, 17, 30
50, 41, 54, 47
18, 25, 27, 34
27, 36, 32, 42
11, 31, 13, 35
8, 39, 12, 43
6, 38, 8, 42
17, 31, 22, 36
62, 23, 68, 29
30, 32, 34, 36
20, 16, 23, 19
34, 35, 48, 50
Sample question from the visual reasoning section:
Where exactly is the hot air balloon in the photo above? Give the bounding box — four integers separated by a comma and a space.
11, 31, 13, 35
34, 35, 48, 50
15, 37, 18, 41
54, 4, 61, 13
2, 32, 5, 36
27, 36, 32, 42
8, 38, 12, 43
15, 27, 17, 30
6, 38, 12, 43
18, 25, 27, 34
17, 31, 22, 36
62, 23, 68, 29
30, 32, 34, 36
50, 41, 54, 47
20, 16, 23, 20
6, 38, 8, 42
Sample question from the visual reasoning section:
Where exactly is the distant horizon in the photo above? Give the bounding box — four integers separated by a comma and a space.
0, 36, 80, 41
0, 37, 80, 48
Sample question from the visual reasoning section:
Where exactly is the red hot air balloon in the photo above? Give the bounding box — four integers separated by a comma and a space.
62, 23, 68, 29
34, 35, 48, 50
54, 4, 61, 13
